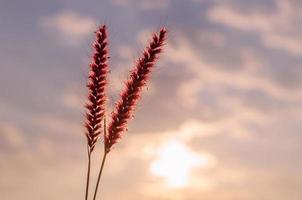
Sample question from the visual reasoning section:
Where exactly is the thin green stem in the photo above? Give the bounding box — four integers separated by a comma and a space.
85, 147, 91, 200
93, 152, 108, 200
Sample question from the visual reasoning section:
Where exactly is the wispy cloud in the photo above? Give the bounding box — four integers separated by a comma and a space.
39, 10, 96, 46
112, 0, 170, 10
0, 122, 25, 149
208, 0, 302, 55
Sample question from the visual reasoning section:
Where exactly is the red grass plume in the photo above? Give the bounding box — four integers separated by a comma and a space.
85, 25, 109, 152
105, 28, 167, 153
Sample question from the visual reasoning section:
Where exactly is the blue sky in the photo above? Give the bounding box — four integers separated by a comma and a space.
0, 0, 302, 199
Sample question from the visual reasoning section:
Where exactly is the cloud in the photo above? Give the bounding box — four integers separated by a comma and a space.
114, 119, 218, 192
195, 30, 226, 48
40, 10, 96, 46
61, 89, 84, 110
154, 29, 302, 145
32, 114, 82, 139
112, 0, 170, 10
0, 122, 25, 148
207, 3, 272, 32
166, 31, 302, 103
207, 0, 302, 55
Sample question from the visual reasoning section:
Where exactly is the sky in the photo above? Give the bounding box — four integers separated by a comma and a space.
0, 0, 302, 199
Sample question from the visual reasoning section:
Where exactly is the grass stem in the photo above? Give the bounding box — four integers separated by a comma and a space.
85, 147, 91, 200
93, 152, 107, 200
93, 117, 108, 200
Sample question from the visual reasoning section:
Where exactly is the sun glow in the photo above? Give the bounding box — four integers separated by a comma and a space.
150, 140, 210, 188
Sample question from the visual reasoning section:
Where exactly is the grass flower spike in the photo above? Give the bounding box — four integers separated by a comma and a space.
105, 28, 167, 152
85, 25, 109, 153
84, 25, 109, 200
